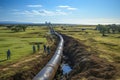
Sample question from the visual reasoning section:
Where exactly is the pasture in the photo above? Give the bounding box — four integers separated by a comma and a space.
0, 26, 47, 66
55, 26, 120, 79
55, 26, 120, 62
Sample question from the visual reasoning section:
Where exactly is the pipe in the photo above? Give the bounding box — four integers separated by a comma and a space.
33, 32, 64, 80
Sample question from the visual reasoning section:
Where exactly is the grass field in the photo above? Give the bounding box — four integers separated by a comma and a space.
55, 26, 120, 79
0, 25, 120, 79
55, 26, 120, 62
0, 26, 48, 66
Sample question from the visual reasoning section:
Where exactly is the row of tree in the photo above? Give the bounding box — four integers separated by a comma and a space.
6, 25, 27, 32
96, 24, 120, 36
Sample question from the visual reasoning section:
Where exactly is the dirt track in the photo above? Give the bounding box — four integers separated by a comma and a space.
0, 42, 56, 80
60, 34, 116, 80
0, 34, 116, 80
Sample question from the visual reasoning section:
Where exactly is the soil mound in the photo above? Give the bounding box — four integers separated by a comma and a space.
62, 34, 116, 80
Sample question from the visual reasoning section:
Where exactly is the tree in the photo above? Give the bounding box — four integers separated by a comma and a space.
10, 25, 27, 32
96, 24, 103, 33
117, 25, 120, 32
101, 26, 107, 36
6, 25, 13, 29
22, 25, 27, 31
96, 24, 107, 36
110, 24, 117, 33
106, 25, 111, 33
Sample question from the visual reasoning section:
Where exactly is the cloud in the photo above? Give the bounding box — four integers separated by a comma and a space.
13, 9, 67, 16
62, 18, 120, 24
58, 5, 77, 10
27, 5, 42, 8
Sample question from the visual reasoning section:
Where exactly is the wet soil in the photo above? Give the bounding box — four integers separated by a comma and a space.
56, 34, 116, 80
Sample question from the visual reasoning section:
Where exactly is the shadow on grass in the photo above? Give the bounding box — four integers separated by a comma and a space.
5, 31, 16, 33
0, 59, 7, 62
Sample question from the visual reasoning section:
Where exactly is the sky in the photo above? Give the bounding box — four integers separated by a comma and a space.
0, 0, 120, 24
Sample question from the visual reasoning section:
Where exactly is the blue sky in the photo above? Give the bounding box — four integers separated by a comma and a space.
0, 0, 120, 24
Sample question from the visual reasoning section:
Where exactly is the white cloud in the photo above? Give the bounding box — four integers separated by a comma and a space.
67, 7, 77, 10
55, 10, 67, 15
58, 5, 70, 8
13, 9, 67, 16
61, 18, 120, 24
27, 5, 42, 8
58, 5, 77, 10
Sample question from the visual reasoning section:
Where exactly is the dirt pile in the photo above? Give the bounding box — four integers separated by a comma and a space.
62, 34, 116, 80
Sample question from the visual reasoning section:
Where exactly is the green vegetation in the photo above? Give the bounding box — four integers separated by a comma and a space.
55, 26, 120, 62
0, 24, 120, 79
96, 24, 120, 36
0, 26, 48, 66
6, 25, 28, 32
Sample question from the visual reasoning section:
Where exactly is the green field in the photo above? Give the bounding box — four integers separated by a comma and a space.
0, 26, 48, 66
0, 25, 120, 79
55, 26, 120, 62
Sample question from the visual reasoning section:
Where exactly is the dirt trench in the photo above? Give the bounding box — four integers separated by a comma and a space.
57, 34, 116, 80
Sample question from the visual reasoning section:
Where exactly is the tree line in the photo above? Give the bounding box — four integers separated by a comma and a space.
6, 25, 27, 32
96, 24, 120, 36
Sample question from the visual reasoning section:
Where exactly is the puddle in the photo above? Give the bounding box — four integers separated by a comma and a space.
62, 63, 72, 75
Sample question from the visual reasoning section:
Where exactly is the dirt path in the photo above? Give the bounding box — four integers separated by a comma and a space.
0, 53, 41, 71
0, 42, 57, 80
58, 34, 116, 80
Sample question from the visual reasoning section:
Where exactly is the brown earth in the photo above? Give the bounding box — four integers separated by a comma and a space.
0, 42, 57, 80
61, 34, 116, 80
0, 33, 117, 80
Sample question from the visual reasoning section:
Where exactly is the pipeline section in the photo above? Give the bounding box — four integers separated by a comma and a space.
33, 32, 64, 80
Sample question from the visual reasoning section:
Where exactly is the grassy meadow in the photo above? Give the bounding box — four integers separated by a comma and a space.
55, 26, 120, 62
0, 26, 48, 66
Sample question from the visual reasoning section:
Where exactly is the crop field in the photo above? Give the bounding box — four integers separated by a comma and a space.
0, 26, 48, 66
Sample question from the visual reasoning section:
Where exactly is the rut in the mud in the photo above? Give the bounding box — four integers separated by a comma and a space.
57, 34, 116, 80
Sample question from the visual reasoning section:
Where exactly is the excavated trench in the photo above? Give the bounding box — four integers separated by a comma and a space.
1, 34, 116, 80
55, 34, 116, 80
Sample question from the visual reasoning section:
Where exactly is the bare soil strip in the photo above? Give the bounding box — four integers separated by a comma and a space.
0, 54, 41, 71
0, 34, 117, 80
0, 42, 57, 80
57, 34, 116, 80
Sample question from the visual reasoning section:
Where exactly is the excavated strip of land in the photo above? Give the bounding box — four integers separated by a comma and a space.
61, 34, 116, 80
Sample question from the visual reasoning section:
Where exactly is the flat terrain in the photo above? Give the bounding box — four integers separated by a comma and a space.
0, 25, 120, 80
0, 26, 56, 80
55, 26, 120, 62
55, 26, 120, 79
0, 26, 47, 66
